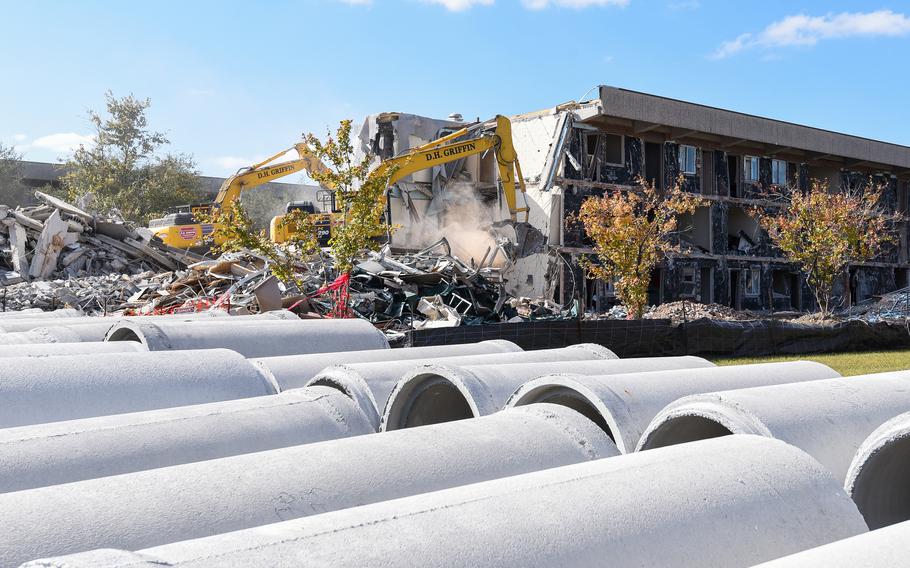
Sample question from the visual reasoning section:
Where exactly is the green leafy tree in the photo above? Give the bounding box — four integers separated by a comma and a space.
754, 178, 897, 315
61, 91, 201, 223
0, 142, 31, 206
576, 176, 704, 319
304, 119, 398, 274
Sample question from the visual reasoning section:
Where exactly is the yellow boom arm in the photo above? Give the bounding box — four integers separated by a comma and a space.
213, 143, 333, 210
373, 115, 528, 221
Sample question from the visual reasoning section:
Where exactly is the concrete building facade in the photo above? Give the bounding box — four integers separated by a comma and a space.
554, 87, 910, 312
371, 87, 910, 313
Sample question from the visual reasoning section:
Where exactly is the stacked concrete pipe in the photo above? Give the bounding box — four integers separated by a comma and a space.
751, 520, 910, 567
253, 339, 522, 390
381, 355, 715, 431
105, 317, 389, 357
28, 436, 868, 568
0, 348, 276, 428
0, 341, 147, 358
506, 361, 840, 452
0, 310, 230, 333
0, 309, 292, 335
306, 344, 617, 428
638, 371, 910, 482
0, 405, 617, 566
0, 385, 374, 493
844, 410, 910, 530
0, 326, 104, 345
0, 307, 81, 319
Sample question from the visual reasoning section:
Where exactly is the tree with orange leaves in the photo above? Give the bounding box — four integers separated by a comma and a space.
753, 178, 897, 316
576, 176, 704, 319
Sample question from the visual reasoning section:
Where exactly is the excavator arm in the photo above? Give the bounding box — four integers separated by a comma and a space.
149, 143, 334, 249
213, 143, 334, 209
269, 115, 529, 244
373, 115, 529, 221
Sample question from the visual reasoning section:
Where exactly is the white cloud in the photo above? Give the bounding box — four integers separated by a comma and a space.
28, 133, 94, 155
421, 0, 493, 11
12, 134, 27, 142
523, 0, 628, 9
712, 10, 910, 58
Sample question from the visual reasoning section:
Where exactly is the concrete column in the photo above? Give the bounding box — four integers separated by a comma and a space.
382, 356, 715, 431
638, 371, 910, 482
254, 339, 521, 390
0, 341, 147, 358
0, 348, 276, 428
307, 344, 617, 428
0, 307, 81, 319
750, 521, 910, 567
0, 386, 374, 493
844, 410, 910, 530
0, 405, 617, 566
106, 318, 389, 357
507, 361, 839, 452
26, 436, 867, 568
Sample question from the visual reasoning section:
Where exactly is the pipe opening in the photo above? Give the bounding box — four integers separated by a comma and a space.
393, 376, 473, 430
107, 328, 142, 342
642, 415, 733, 449
519, 386, 613, 441
851, 436, 910, 530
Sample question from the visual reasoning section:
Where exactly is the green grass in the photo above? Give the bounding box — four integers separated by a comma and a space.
713, 349, 910, 377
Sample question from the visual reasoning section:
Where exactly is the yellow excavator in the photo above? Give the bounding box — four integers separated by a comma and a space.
270, 114, 529, 243
148, 143, 334, 248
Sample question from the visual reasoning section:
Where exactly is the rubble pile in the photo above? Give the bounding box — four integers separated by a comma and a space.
327, 239, 566, 332
644, 301, 757, 322
0, 192, 212, 313
844, 286, 910, 322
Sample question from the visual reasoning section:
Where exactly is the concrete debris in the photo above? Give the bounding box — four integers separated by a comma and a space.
844, 284, 910, 322
338, 243, 567, 333
643, 301, 756, 322
0, 192, 193, 287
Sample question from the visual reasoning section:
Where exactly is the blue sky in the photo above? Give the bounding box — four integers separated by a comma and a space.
2, 0, 909, 177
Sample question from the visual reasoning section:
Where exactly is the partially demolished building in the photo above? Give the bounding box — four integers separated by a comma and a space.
368, 86, 910, 313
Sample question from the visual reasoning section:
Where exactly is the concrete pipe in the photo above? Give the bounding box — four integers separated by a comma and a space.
106, 318, 388, 357
844, 410, 910, 530
254, 339, 521, 390
0, 348, 276, 428
307, 344, 617, 428
0, 386, 373, 493
0, 307, 80, 319
0, 404, 617, 566
0, 311, 230, 334
638, 371, 910, 482
27, 436, 868, 568
382, 355, 715, 431
751, 520, 910, 567
507, 361, 840, 452
0, 341, 147, 358
0, 326, 85, 345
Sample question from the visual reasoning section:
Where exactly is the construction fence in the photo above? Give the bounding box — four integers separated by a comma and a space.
406, 318, 910, 358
